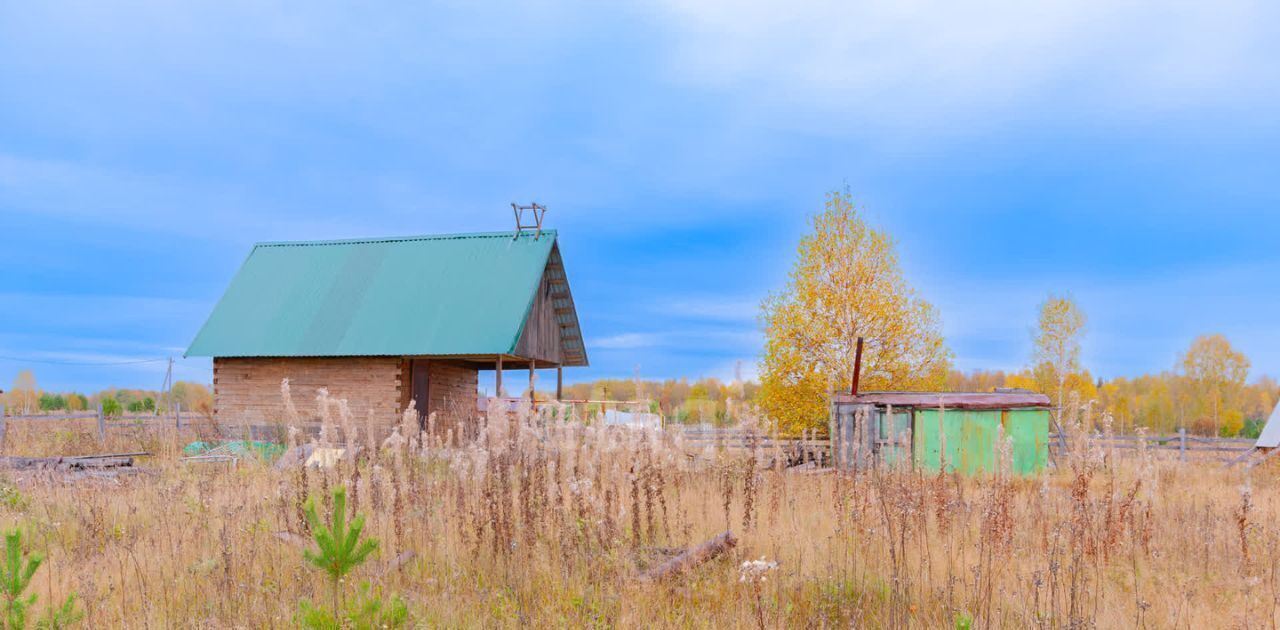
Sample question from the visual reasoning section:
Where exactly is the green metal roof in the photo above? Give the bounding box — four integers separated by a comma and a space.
185, 230, 586, 364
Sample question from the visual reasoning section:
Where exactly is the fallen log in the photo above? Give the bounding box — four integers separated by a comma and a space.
66, 451, 150, 460
0, 456, 134, 470
639, 530, 737, 583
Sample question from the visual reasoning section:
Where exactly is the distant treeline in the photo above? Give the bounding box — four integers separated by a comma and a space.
948, 368, 1277, 438
2, 369, 212, 417
561, 360, 1277, 437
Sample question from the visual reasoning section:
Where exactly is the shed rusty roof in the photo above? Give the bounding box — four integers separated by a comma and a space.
185, 230, 587, 365
832, 391, 1051, 409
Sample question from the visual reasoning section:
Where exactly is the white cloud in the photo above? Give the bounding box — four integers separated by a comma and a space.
650, 0, 1279, 133
589, 328, 762, 352
590, 333, 666, 350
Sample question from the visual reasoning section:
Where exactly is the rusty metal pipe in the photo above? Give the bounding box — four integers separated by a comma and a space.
851, 337, 864, 396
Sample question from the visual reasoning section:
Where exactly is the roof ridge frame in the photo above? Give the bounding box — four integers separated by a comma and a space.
253, 229, 558, 249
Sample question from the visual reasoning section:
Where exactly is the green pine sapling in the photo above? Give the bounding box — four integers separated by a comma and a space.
0, 529, 82, 630
298, 485, 405, 628
303, 485, 378, 612
1, 529, 39, 630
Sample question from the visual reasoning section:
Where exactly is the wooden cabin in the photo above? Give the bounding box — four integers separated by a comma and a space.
185, 230, 587, 433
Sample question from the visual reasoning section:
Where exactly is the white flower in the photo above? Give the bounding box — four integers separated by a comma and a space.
738, 557, 779, 584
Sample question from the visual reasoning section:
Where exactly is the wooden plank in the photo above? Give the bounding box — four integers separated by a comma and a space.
1049, 443, 1250, 453
513, 270, 563, 364
1246, 447, 1280, 471
1224, 447, 1258, 468
833, 391, 1051, 409
7, 412, 99, 421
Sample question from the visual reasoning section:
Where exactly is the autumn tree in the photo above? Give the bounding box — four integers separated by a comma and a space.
171, 381, 214, 414
758, 190, 950, 435
6, 370, 39, 415
1180, 334, 1250, 436
1030, 295, 1087, 417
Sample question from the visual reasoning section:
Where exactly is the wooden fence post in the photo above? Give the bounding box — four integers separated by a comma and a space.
97, 401, 105, 441
0, 403, 6, 454
1179, 427, 1187, 463
175, 403, 182, 430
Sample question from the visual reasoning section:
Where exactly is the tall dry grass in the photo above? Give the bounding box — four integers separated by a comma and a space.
0, 387, 1275, 627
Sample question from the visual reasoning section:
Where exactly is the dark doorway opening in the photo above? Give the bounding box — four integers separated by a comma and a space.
411, 359, 430, 430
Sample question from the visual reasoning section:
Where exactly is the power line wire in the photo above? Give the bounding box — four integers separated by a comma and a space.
0, 355, 170, 367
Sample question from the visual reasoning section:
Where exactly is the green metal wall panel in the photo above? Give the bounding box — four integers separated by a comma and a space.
912, 408, 1048, 476
1007, 408, 1050, 475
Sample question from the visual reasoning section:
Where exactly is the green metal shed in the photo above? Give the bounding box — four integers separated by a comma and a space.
829, 391, 1052, 475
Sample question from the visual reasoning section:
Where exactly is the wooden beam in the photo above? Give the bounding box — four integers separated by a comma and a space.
556, 366, 563, 401
1246, 447, 1280, 471
496, 356, 504, 398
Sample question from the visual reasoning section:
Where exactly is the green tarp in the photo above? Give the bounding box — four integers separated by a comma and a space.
183, 440, 285, 461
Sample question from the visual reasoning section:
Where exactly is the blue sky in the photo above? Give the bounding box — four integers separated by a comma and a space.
1, 1, 1278, 393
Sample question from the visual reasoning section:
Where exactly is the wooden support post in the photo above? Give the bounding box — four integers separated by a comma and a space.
529, 362, 536, 410
0, 403, 6, 454
556, 366, 563, 401
1054, 417, 1069, 459
176, 403, 183, 430
1179, 427, 1187, 463
96, 401, 105, 441
495, 356, 504, 398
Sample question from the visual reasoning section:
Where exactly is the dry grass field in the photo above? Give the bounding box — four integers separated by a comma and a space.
0, 391, 1275, 628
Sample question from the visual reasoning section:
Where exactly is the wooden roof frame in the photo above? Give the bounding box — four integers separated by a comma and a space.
542, 243, 588, 368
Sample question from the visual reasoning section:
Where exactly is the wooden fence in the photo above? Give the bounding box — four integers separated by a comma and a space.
0, 403, 1263, 469
676, 426, 831, 466
0, 402, 191, 445
1050, 429, 1256, 463
675, 426, 1259, 469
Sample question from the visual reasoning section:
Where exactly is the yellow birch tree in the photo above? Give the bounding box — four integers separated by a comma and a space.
758, 190, 950, 435
1031, 295, 1087, 417
1180, 334, 1250, 435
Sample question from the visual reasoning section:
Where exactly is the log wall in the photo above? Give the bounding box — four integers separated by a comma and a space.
213, 357, 481, 435
213, 357, 403, 427
426, 360, 480, 437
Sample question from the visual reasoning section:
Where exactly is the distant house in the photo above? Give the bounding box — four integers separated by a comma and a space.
185, 230, 587, 433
